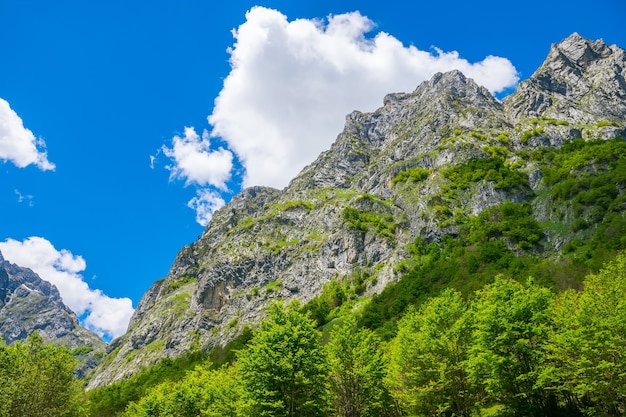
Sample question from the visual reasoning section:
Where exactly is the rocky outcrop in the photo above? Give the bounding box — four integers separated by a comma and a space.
87, 33, 626, 389
0, 252, 106, 378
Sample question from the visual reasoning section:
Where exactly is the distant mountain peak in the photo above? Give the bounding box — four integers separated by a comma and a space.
0, 251, 105, 378
504, 33, 626, 123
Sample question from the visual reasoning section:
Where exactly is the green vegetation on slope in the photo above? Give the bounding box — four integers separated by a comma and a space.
91, 254, 626, 416
442, 156, 529, 191
10, 252, 626, 416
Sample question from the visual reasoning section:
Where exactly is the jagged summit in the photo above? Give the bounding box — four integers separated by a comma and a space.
504, 33, 626, 124
554, 32, 613, 70
413, 69, 493, 100
289, 68, 506, 195
87, 34, 626, 389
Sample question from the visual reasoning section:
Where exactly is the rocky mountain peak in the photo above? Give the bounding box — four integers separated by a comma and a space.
554, 32, 612, 69
416, 69, 492, 101
289, 68, 505, 194
0, 251, 105, 378
504, 33, 626, 124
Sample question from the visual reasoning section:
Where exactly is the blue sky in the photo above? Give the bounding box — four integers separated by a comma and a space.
1, 0, 624, 341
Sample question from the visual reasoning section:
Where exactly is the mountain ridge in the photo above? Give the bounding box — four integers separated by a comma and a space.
87, 32, 626, 389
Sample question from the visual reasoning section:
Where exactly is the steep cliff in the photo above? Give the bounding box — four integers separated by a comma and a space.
0, 252, 106, 378
88, 33, 626, 389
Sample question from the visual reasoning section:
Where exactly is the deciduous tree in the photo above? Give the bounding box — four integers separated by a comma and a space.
1, 332, 82, 417
326, 317, 394, 417
467, 277, 554, 416
387, 288, 474, 416
238, 303, 330, 417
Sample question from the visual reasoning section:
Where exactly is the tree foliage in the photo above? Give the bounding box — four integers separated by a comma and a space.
326, 317, 395, 417
121, 364, 240, 417
237, 303, 331, 417
466, 277, 556, 416
387, 288, 475, 417
0, 331, 83, 417
542, 253, 626, 415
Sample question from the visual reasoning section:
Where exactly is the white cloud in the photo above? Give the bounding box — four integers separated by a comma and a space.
162, 127, 233, 189
206, 6, 519, 189
0, 98, 55, 171
187, 189, 226, 227
0, 237, 134, 340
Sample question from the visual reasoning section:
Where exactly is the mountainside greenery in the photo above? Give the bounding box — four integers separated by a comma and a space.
79, 252, 626, 416
5, 250, 626, 416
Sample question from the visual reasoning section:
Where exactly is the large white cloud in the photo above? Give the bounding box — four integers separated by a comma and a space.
0, 237, 134, 340
0, 98, 55, 171
207, 6, 519, 189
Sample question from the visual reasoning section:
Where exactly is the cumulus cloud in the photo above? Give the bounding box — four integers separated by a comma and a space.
0, 237, 134, 340
206, 6, 519, 189
0, 98, 55, 170
162, 127, 233, 189
161, 127, 234, 225
187, 189, 226, 227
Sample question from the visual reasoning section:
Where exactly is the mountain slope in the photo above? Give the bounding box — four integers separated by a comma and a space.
0, 252, 106, 378
87, 33, 626, 389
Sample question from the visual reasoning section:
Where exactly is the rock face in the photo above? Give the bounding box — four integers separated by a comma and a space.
0, 252, 106, 378
87, 33, 626, 389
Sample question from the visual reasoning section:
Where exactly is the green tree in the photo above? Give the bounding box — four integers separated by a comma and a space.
386, 288, 475, 417
542, 253, 626, 415
238, 303, 330, 417
467, 277, 555, 416
326, 317, 395, 417
1, 332, 83, 417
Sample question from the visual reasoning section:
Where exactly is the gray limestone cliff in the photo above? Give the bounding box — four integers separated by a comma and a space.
87, 33, 626, 389
0, 252, 106, 378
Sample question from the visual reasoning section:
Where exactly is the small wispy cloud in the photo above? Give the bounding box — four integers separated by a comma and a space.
0, 98, 55, 171
0, 237, 134, 340
14, 189, 34, 206
187, 188, 226, 227
160, 127, 234, 225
